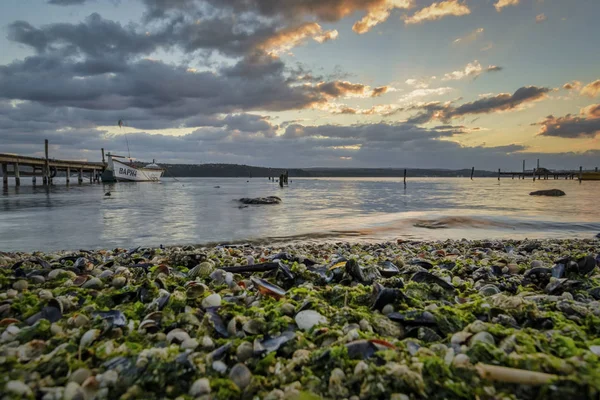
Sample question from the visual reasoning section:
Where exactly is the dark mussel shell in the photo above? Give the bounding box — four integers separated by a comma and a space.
523, 267, 552, 285
25, 306, 62, 326
410, 271, 454, 292
257, 331, 296, 355
589, 287, 600, 300
205, 307, 229, 338
410, 259, 434, 269
93, 310, 128, 328
277, 262, 295, 281
345, 259, 367, 283
371, 283, 403, 311
208, 342, 232, 361
378, 261, 400, 278
577, 255, 596, 275
552, 263, 566, 279
30, 257, 52, 269
345, 340, 380, 360
387, 310, 436, 326
251, 277, 286, 300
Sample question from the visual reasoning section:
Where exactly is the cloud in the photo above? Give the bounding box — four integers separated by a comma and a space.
400, 87, 453, 101
405, 78, 431, 89
408, 86, 551, 123
314, 81, 391, 99
453, 28, 484, 45
352, 0, 414, 34
581, 80, 600, 97
404, 0, 471, 25
563, 81, 582, 91
47, 0, 88, 4
494, 0, 520, 12
441, 60, 503, 81
537, 104, 600, 138
371, 86, 390, 97
536, 13, 547, 23
256, 23, 339, 55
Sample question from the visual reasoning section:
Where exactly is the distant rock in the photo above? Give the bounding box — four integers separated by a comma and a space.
239, 196, 282, 205
529, 189, 565, 197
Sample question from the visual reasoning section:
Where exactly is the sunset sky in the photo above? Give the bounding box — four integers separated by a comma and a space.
1, 0, 599, 169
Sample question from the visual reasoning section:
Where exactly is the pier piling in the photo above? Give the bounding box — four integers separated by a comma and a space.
579, 166, 583, 183
66, 167, 70, 185
44, 139, 49, 185
2, 164, 7, 186
403, 169, 407, 188
14, 163, 20, 186
78, 169, 83, 184
498, 168, 501, 181
470, 167, 474, 180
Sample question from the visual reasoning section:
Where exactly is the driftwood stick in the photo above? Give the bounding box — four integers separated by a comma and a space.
475, 363, 557, 386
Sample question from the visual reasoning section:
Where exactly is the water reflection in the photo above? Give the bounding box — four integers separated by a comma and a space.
1, 177, 600, 252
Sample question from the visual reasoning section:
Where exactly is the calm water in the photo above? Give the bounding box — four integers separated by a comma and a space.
1, 177, 600, 252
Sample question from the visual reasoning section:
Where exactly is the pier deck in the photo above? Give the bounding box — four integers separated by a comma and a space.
1, 140, 106, 186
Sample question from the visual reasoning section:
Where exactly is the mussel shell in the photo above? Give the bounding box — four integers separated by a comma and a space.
577, 255, 596, 275
251, 277, 286, 299
345, 259, 367, 283
371, 283, 402, 311
552, 263, 566, 279
92, 310, 127, 328
387, 310, 436, 326
257, 331, 295, 354
25, 306, 62, 325
410, 271, 454, 291
208, 342, 232, 362
410, 259, 434, 269
206, 307, 229, 338
378, 261, 400, 278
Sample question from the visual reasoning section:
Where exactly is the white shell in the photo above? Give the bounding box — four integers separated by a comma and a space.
295, 310, 328, 331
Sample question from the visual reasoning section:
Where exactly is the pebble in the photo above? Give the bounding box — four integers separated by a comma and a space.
82, 277, 103, 289
453, 353, 471, 368
469, 331, 496, 347
189, 378, 211, 397
295, 310, 328, 331
236, 341, 254, 362
212, 360, 228, 374
590, 345, 600, 356
229, 363, 252, 389
531, 260, 544, 268
390, 394, 410, 400
64, 381, 84, 400
201, 336, 214, 350
328, 368, 349, 398
280, 303, 296, 316
69, 368, 91, 385
382, 304, 394, 315
202, 293, 222, 308
5, 380, 33, 397
451, 331, 472, 345
39, 289, 53, 301
467, 320, 488, 333
112, 276, 127, 289
354, 360, 369, 377
12, 279, 28, 291
181, 338, 199, 350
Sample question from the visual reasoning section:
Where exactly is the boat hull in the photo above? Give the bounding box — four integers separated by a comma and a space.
102, 159, 163, 182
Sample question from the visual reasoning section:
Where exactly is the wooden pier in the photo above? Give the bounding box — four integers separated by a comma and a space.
496, 159, 599, 182
1, 140, 106, 186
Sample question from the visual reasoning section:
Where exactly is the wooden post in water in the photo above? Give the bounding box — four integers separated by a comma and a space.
66, 167, 70, 185
43, 139, 49, 185
2, 163, 7, 186
32, 169, 36, 185
279, 174, 283, 188
579, 166, 583, 182
101, 148, 105, 163
403, 169, 407, 188
89, 170, 93, 183
596, 167, 598, 172
498, 168, 500, 181
14, 163, 20, 186
533, 168, 536, 181
470, 167, 474, 180
78, 168, 83, 184
522, 160, 525, 174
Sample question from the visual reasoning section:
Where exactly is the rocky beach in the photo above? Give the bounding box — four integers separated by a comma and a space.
1, 238, 600, 399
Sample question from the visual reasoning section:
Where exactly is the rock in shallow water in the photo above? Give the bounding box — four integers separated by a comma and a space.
529, 189, 565, 196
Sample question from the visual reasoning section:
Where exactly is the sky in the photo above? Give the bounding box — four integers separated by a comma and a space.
1, 0, 599, 170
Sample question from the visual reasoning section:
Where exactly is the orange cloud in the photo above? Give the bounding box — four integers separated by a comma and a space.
404, 0, 470, 25
494, 0, 520, 12
563, 81, 582, 91
352, 0, 414, 34
315, 81, 394, 99
258, 23, 338, 55
537, 104, 600, 138
442, 60, 502, 81
371, 86, 389, 97
581, 80, 600, 97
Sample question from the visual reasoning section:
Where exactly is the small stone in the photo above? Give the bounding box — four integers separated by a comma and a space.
295, 310, 328, 331
51, 323, 64, 335
328, 368, 349, 398
453, 353, 471, 368
212, 360, 227, 374
39, 289, 53, 301
70, 368, 92, 385
112, 276, 127, 289
451, 331, 472, 345
12, 280, 28, 291
229, 363, 252, 390
73, 314, 90, 328
264, 389, 285, 400
6, 380, 32, 397
6, 289, 18, 298
280, 303, 295, 316
202, 294, 222, 309
467, 320, 488, 333
469, 332, 495, 347
590, 345, 600, 356
390, 394, 410, 400
354, 360, 369, 377
507, 263, 520, 275
561, 292, 573, 301
531, 260, 544, 268
292, 349, 311, 366
181, 338, 199, 351
29, 275, 46, 284
236, 342, 254, 362
189, 378, 211, 397
201, 336, 214, 350
382, 304, 394, 315
82, 277, 103, 289
64, 381, 84, 400
359, 319, 372, 332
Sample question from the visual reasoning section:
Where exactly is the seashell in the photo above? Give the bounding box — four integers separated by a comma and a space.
73, 275, 89, 287
242, 319, 265, 335
378, 261, 400, 277
79, 329, 100, 359
206, 307, 229, 338
92, 310, 127, 328
371, 282, 403, 311
295, 310, 328, 331
166, 328, 191, 344
229, 363, 252, 390
202, 293, 222, 309
185, 282, 207, 299
410, 271, 454, 291
251, 277, 286, 299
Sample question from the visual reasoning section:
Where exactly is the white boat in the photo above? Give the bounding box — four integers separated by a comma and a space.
101, 153, 164, 182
